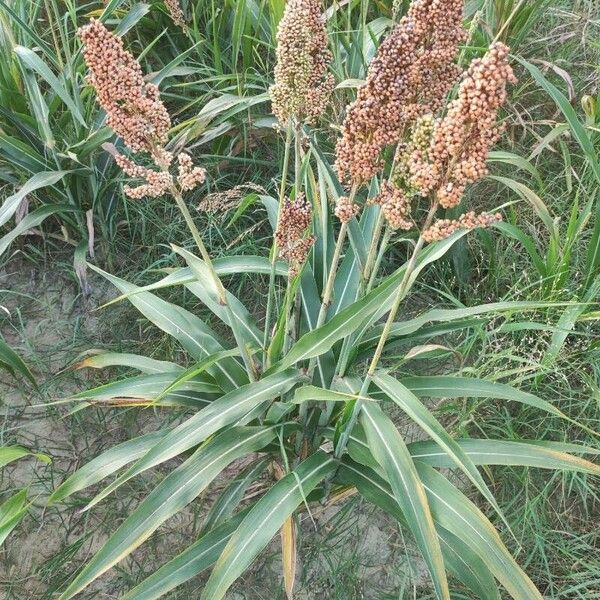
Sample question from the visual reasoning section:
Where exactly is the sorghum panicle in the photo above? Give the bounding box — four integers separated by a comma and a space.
177, 153, 206, 191
114, 153, 173, 198
369, 181, 413, 230
269, 0, 334, 125
165, 0, 187, 31
422, 211, 502, 242
335, 0, 465, 186
81, 20, 207, 200
334, 195, 360, 223
275, 194, 316, 276
79, 19, 171, 158
409, 42, 517, 209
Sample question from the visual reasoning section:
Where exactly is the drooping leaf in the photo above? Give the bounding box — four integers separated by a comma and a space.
89, 265, 248, 390
59, 426, 281, 600
121, 509, 251, 600
48, 432, 168, 504
82, 369, 302, 511
373, 372, 511, 532
360, 402, 450, 600
201, 451, 336, 600
336, 460, 500, 600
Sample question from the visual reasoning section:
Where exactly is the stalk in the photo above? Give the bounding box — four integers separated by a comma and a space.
172, 190, 257, 381
262, 121, 294, 367
334, 200, 439, 458
366, 225, 392, 293
362, 208, 385, 284
305, 184, 358, 379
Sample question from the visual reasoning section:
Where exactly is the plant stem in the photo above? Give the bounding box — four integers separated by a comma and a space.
306, 184, 358, 379
173, 191, 257, 381
334, 200, 439, 458
362, 208, 385, 284
263, 121, 294, 367
366, 225, 392, 293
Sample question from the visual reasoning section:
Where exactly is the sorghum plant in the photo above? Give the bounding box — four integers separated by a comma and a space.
52, 3, 599, 600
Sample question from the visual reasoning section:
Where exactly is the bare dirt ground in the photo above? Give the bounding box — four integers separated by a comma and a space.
0, 261, 426, 599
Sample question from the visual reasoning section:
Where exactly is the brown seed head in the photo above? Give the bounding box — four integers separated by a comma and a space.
335, 0, 466, 186
422, 211, 502, 242
79, 19, 171, 156
275, 193, 315, 276
269, 0, 334, 124
165, 0, 187, 30
410, 42, 516, 208
334, 195, 360, 223
370, 181, 413, 230
177, 153, 206, 191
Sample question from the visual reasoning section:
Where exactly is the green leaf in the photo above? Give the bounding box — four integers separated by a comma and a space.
0, 338, 37, 388
48, 432, 168, 504
0, 489, 29, 546
0, 204, 74, 257
70, 372, 219, 408
0, 445, 50, 468
360, 402, 450, 600
336, 460, 500, 600
372, 372, 511, 533
281, 231, 468, 369
415, 462, 542, 599
201, 451, 336, 600
401, 376, 567, 418
487, 150, 542, 187
73, 352, 182, 374
89, 265, 248, 390
121, 509, 250, 600
0, 171, 68, 228
408, 439, 600, 474
488, 176, 558, 240
100, 258, 287, 309
59, 426, 280, 600
14, 46, 85, 126
18, 55, 54, 146
517, 57, 600, 184
114, 3, 151, 35
172, 245, 263, 349
82, 369, 302, 511
292, 385, 371, 404
539, 276, 600, 377
201, 458, 270, 533
155, 349, 242, 402
358, 300, 561, 350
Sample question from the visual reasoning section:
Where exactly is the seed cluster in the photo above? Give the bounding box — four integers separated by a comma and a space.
178, 153, 206, 191
269, 0, 334, 124
334, 195, 360, 223
80, 20, 207, 200
422, 211, 502, 242
275, 194, 315, 276
369, 182, 413, 230
165, 0, 186, 30
409, 42, 516, 208
392, 114, 435, 194
198, 183, 266, 214
335, 0, 465, 186
79, 19, 171, 156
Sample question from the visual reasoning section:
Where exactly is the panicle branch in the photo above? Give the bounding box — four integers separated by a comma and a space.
269, 0, 334, 125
